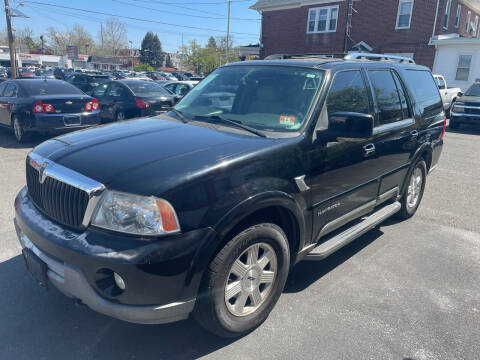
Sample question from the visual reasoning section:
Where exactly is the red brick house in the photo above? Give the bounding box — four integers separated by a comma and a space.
250, 0, 480, 68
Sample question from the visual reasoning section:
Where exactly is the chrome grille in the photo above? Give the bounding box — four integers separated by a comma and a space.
26, 162, 90, 228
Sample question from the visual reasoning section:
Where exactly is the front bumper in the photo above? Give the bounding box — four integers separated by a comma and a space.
14, 188, 217, 324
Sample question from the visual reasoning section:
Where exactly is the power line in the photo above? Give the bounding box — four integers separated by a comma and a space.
112, 0, 260, 22
22, 1, 259, 36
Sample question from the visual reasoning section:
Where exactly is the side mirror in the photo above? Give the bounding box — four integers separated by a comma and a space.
457, 91, 463, 97
328, 112, 374, 139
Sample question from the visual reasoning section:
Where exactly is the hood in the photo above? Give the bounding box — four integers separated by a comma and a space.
32, 116, 279, 195
456, 95, 480, 104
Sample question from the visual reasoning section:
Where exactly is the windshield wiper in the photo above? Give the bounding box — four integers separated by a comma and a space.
170, 108, 189, 123
192, 114, 266, 138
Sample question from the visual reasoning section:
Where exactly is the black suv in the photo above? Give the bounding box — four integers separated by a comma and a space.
450, 82, 480, 129
14, 54, 445, 337
65, 73, 110, 95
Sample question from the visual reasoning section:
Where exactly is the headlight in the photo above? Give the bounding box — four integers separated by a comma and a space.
453, 105, 464, 113
92, 191, 180, 236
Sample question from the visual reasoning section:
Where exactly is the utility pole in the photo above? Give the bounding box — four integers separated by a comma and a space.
344, 0, 353, 53
226, 0, 231, 64
4, 0, 16, 78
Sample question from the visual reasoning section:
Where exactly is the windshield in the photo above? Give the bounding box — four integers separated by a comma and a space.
465, 84, 480, 96
127, 81, 170, 96
175, 65, 324, 132
22, 81, 84, 96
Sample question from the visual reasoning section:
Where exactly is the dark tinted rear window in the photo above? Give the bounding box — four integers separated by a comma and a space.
403, 70, 441, 105
21, 81, 84, 96
465, 84, 480, 96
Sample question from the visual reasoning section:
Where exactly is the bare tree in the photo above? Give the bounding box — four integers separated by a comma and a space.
46, 24, 94, 55
101, 18, 127, 57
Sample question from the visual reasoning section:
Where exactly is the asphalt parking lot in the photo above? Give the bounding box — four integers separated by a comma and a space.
0, 123, 479, 360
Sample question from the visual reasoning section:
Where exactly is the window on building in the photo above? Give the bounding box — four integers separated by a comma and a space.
474, 16, 479, 36
443, 0, 451, 29
455, 55, 472, 81
466, 10, 471, 32
396, 0, 414, 29
455, 5, 461, 28
307, 6, 339, 33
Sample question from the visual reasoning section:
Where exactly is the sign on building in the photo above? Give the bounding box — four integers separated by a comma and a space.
66, 46, 78, 60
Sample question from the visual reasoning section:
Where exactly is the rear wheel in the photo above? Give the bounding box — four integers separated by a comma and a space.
398, 159, 426, 219
12, 116, 30, 143
115, 111, 125, 122
194, 223, 290, 337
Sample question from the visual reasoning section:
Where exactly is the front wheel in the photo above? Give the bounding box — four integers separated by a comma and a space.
194, 223, 290, 337
398, 159, 427, 219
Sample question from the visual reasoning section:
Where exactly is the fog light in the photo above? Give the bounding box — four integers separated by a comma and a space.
113, 272, 126, 290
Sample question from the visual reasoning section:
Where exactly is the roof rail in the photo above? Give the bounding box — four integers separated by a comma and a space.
265, 53, 345, 60
344, 52, 415, 64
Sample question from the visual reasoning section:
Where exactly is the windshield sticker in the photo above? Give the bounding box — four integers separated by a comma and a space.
280, 116, 296, 125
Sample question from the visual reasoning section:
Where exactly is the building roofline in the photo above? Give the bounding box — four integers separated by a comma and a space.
429, 36, 480, 45
250, 0, 346, 12
460, 0, 480, 14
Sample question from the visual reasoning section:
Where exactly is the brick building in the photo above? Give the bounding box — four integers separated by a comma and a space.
250, 0, 480, 68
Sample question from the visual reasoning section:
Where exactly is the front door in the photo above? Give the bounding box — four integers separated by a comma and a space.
306, 69, 380, 244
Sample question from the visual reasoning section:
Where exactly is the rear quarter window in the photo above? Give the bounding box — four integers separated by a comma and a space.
402, 70, 443, 117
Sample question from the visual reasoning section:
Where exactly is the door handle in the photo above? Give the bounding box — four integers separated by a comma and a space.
363, 143, 375, 156
410, 130, 419, 139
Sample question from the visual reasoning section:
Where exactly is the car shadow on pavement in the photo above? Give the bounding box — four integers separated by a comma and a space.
0, 128, 47, 149
0, 226, 387, 359
0, 255, 236, 360
285, 228, 384, 293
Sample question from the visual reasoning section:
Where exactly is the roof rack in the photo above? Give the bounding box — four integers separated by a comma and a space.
264, 53, 345, 60
265, 52, 415, 64
344, 52, 415, 64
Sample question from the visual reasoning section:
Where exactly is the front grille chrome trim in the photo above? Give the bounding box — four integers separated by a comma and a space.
27, 151, 106, 228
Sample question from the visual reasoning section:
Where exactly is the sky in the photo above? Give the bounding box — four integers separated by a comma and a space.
1, 0, 261, 53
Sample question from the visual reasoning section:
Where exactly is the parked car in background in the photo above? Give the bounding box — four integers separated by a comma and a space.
14, 54, 445, 337
433, 74, 461, 115
162, 81, 194, 98
18, 68, 36, 79
65, 73, 111, 95
0, 79, 101, 142
34, 69, 55, 79
449, 82, 480, 129
92, 79, 179, 122
53, 67, 73, 80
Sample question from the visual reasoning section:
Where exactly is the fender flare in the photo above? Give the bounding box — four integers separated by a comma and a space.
401, 142, 433, 196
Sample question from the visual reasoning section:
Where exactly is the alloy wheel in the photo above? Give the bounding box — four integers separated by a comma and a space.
407, 167, 423, 209
224, 242, 277, 317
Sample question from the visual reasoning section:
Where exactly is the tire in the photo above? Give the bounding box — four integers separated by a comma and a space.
12, 116, 30, 143
449, 119, 459, 130
397, 159, 427, 219
115, 111, 125, 122
194, 223, 290, 337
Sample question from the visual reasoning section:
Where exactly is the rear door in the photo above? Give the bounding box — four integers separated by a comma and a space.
92, 83, 110, 120
366, 68, 417, 198
0, 82, 18, 126
0, 81, 9, 125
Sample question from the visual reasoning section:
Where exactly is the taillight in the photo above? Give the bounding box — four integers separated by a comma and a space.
135, 97, 149, 109
441, 116, 447, 139
33, 100, 54, 113
84, 98, 99, 111
33, 101, 43, 113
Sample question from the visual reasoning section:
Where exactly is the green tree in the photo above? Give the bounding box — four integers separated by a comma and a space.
165, 53, 173, 68
140, 31, 163, 67
134, 62, 154, 72
207, 36, 217, 49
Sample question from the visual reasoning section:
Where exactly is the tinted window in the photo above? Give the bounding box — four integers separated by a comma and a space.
369, 70, 404, 125
436, 76, 446, 89
327, 70, 369, 115
127, 81, 170, 96
4, 83, 17, 97
106, 83, 126, 98
93, 83, 109, 97
403, 70, 442, 114
0, 82, 8, 96
21, 81, 83, 96
91, 76, 110, 83
465, 84, 480, 96
392, 71, 411, 119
